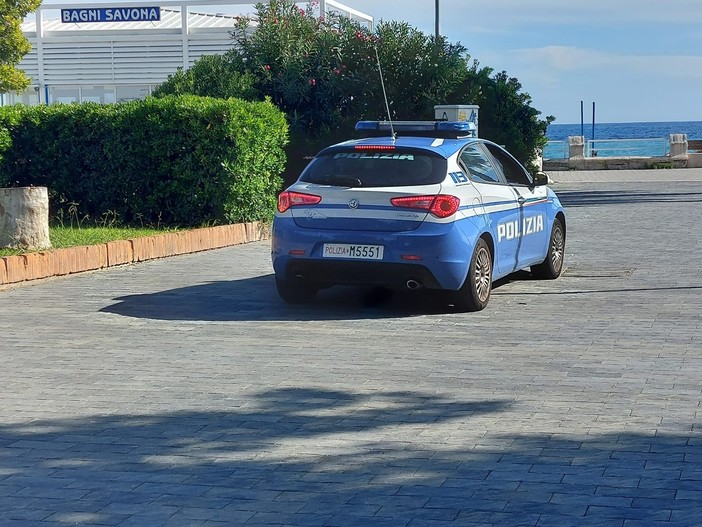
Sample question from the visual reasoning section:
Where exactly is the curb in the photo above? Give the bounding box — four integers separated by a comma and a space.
0, 222, 269, 286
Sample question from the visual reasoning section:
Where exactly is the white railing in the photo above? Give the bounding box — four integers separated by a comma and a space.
543, 140, 567, 160
585, 138, 668, 158
544, 138, 669, 159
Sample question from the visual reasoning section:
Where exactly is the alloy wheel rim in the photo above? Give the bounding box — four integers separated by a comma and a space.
551, 226, 564, 271
474, 247, 491, 302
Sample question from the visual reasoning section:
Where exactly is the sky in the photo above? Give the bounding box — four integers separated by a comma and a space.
343, 0, 702, 124
35, 0, 702, 124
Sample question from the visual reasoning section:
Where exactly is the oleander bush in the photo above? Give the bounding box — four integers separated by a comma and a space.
0, 95, 288, 226
154, 0, 552, 182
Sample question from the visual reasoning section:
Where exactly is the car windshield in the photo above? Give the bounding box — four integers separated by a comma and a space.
300, 149, 448, 188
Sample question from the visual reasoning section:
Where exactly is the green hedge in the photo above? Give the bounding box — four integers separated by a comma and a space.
0, 96, 288, 226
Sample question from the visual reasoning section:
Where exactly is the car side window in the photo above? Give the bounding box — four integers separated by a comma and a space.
459, 144, 501, 184
484, 144, 532, 186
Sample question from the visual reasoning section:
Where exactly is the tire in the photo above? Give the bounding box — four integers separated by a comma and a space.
451, 238, 492, 312
532, 217, 565, 279
275, 277, 317, 304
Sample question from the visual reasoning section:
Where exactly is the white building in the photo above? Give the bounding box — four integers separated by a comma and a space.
2, 0, 373, 106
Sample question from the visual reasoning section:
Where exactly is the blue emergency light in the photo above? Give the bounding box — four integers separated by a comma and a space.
355, 120, 477, 138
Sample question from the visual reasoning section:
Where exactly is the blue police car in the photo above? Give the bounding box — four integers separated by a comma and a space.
272, 121, 566, 311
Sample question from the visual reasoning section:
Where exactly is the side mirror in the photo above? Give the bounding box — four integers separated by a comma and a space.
532, 171, 549, 187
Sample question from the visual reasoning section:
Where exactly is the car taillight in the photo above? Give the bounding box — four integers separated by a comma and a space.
390, 194, 460, 218
277, 191, 322, 213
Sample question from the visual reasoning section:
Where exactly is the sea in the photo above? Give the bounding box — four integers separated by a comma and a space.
544, 121, 702, 159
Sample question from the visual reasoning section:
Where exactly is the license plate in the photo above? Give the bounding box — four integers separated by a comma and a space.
322, 244, 384, 260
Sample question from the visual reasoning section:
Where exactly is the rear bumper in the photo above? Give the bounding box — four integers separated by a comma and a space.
283, 259, 443, 290
271, 217, 481, 290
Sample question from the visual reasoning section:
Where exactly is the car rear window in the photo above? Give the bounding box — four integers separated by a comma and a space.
299, 149, 447, 188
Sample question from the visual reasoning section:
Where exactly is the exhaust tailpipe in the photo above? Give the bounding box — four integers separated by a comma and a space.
406, 279, 421, 290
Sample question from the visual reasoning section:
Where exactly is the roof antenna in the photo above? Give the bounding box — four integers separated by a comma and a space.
374, 46, 396, 142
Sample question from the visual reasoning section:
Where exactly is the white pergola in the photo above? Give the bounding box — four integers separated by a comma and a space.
5, 0, 373, 105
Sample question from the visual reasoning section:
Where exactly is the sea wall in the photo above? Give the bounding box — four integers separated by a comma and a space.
543, 156, 688, 171
543, 134, 694, 171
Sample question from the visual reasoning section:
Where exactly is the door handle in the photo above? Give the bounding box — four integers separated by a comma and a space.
517, 196, 526, 204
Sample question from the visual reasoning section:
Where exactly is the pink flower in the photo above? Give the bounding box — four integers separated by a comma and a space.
264, 64, 271, 71
333, 68, 341, 75
309, 78, 316, 86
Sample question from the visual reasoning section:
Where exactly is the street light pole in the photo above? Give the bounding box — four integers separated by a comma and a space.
435, 0, 440, 39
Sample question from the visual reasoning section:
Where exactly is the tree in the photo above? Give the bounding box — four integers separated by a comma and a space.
462, 68, 554, 168
152, 54, 256, 100
0, 0, 41, 93
155, 0, 553, 179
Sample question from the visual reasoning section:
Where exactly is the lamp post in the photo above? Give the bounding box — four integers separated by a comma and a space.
435, 0, 440, 38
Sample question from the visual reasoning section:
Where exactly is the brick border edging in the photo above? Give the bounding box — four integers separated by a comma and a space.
0, 222, 269, 286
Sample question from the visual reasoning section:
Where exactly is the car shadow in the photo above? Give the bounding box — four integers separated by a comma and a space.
557, 189, 702, 207
99, 274, 489, 322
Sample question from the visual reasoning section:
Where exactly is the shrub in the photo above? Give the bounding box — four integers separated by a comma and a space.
155, 0, 553, 182
0, 96, 288, 226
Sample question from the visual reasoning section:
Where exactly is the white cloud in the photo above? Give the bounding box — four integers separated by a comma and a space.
485, 46, 702, 122
511, 46, 702, 79
448, 0, 702, 27
348, 0, 702, 31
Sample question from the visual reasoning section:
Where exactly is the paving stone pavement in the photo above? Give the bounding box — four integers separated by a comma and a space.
1, 174, 701, 526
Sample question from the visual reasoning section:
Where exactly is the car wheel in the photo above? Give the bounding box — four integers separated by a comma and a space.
275, 277, 317, 304
532, 217, 565, 279
452, 237, 492, 312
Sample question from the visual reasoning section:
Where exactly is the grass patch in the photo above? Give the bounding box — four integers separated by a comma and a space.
0, 226, 173, 257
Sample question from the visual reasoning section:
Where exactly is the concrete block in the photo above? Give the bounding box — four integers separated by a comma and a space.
214, 225, 229, 247
224, 225, 238, 246
568, 136, 585, 158
22, 251, 53, 281
175, 232, 190, 255
161, 233, 179, 257
214, 226, 228, 248
79, 244, 107, 272
191, 229, 211, 251
53, 245, 107, 275
224, 225, 233, 244
106, 240, 134, 267
1, 255, 23, 284
203, 228, 217, 249
50, 248, 70, 276
0, 256, 7, 284
687, 153, 702, 168
222, 225, 232, 244
174, 231, 190, 253
183, 231, 196, 253
670, 134, 688, 157
153, 235, 168, 259
131, 236, 155, 262
4, 254, 27, 283
227, 225, 238, 245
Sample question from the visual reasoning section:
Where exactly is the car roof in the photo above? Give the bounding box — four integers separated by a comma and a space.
319, 135, 480, 159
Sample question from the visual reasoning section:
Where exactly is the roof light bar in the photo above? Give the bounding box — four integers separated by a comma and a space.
355, 120, 477, 138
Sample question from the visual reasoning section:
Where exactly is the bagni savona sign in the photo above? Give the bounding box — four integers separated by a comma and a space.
61, 7, 161, 23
